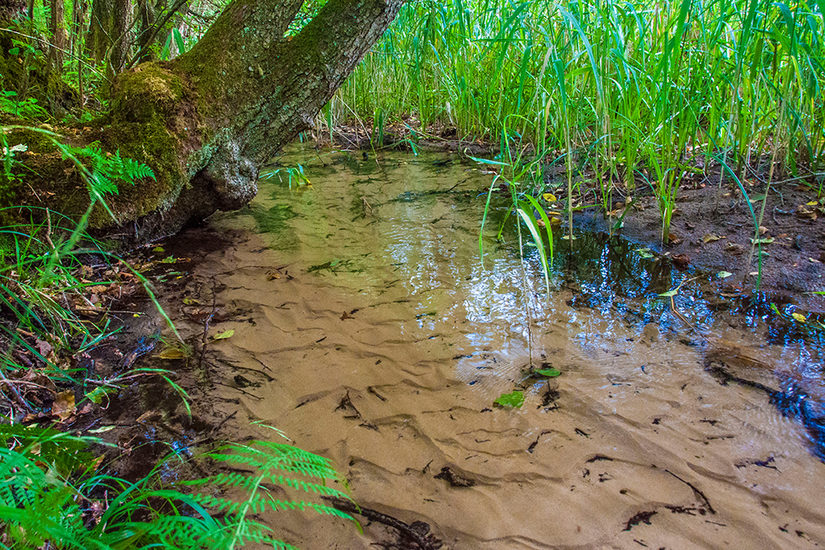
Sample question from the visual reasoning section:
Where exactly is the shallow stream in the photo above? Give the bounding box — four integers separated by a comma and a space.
165, 145, 825, 548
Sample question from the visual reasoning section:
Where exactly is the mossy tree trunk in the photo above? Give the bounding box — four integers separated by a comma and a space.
10, 0, 405, 243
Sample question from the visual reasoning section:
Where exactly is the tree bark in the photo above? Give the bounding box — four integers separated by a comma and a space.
47, 0, 67, 73
86, 0, 112, 64
7, 0, 406, 244
108, 0, 132, 77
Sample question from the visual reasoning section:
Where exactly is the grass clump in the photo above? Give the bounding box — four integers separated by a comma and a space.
332, 0, 825, 242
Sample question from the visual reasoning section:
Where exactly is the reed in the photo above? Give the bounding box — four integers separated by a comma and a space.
332, 0, 825, 240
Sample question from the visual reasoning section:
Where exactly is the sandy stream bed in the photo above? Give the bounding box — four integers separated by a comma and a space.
153, 148, 824, 549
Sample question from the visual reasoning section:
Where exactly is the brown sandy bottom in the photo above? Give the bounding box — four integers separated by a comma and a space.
160, 148, 825, 549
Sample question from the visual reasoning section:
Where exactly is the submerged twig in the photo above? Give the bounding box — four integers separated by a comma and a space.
198, 278, 218, 370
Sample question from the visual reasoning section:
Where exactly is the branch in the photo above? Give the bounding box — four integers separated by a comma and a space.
125, 0, 190, 69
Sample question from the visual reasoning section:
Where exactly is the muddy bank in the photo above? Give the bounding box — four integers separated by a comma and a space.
581, 180, 825, 314
145, 146, 825, 548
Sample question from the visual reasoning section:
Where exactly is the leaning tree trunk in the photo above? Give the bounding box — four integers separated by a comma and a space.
5, 0, 405, 243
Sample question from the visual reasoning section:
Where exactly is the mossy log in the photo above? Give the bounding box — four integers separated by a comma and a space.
2, 0, 404, 244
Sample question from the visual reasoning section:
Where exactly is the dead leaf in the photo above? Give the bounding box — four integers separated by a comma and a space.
136, 410, 162, 424
35, 339, 52, 357
702, 233, 725, 244
156, 347, 187, 360
671, 254, 690, 269
797, 204, 818, 220
725, 243, 746, 255
52, 391, 75, 421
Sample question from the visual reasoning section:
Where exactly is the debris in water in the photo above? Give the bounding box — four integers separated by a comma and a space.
623, 510, 657, 531
434, 466, 476, 488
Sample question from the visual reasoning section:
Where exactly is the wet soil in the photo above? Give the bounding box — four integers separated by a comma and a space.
143, 146, 825, 549
582, 180, 825, 314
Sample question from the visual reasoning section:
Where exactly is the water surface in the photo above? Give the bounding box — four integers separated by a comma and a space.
173, 145, 825, 548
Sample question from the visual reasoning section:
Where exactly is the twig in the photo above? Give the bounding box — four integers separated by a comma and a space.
0, 371, 31, 412
126, 0, 190, 69
322, 496, 442, 550
665, 469, 716, 515
198, 278, 218, 370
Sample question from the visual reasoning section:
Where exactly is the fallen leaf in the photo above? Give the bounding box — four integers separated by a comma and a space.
536, 368, 561, 378
213, 329, 235, 340
750, 237, 775, 245
717, 271, 733, 279
671, 253, 690, 269
494, 391, 525, 408
797, 204, 818, 220
725, 243, 746, 255
182, 297, 200, 305
52, 391, 75, 421
542, 193, 557, 202
659, 290, 678, 297
792, 312, 807, 323
85, 386, 117, 404
156, 347, 187, 360
702, 233, 725, 244
88, 425, 116, 434
35, 339, 53, 357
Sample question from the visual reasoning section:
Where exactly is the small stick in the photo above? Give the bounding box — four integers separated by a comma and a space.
198, 278, 218, 370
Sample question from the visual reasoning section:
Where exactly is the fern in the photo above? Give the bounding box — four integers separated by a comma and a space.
0, 428, 357, 549
63, 144, 156, 198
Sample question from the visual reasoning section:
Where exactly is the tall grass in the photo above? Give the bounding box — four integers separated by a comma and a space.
331, 0, 825, 240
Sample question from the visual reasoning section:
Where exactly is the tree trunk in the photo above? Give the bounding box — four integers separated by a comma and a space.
135, 0, 156, 64
7, 0, 406, 244
0, 0, 25, 23
107, 0, 132, 78
47, 0, 67, 73
86, 0, 112, 64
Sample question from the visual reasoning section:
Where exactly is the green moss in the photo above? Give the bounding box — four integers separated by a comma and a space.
110, 63, 186, 123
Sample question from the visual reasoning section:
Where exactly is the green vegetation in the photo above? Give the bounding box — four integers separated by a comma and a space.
0, 428, 354, 549
0, 118, 354, 547
333, 0, 825, 241
2, 0, 824, 545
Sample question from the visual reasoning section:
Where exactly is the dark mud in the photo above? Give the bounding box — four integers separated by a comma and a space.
582, 180, 825, 314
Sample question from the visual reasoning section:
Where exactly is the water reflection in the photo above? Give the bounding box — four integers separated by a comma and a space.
240, 145, 825, 459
